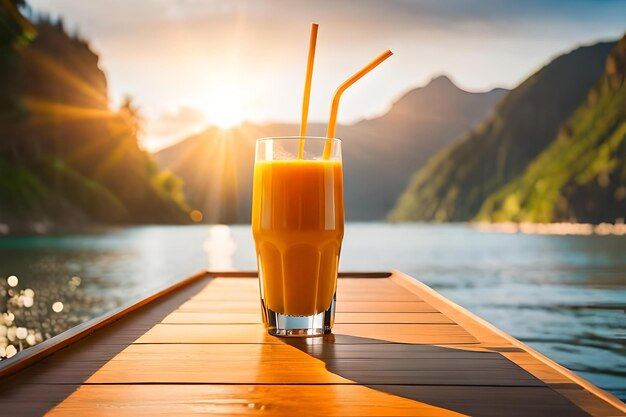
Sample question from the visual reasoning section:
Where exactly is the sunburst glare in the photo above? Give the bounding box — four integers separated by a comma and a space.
197, 84, 245, 129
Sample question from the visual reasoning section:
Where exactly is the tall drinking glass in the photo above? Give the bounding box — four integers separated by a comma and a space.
252, 137, 344, 337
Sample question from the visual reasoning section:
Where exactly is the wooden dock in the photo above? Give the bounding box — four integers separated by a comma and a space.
1, 271, 624, 416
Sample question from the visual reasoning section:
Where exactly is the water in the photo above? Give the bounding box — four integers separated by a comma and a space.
0, 223, 624, 399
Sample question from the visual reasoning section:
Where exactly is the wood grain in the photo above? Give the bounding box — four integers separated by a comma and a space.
0, 271, 622, 417
43, 385, 590, 417
134, 323, 476, 345
161, 311, 453, 324
176, 300, 438, 313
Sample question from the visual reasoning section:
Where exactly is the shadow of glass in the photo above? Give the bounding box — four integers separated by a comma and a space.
281, 333, 590, 417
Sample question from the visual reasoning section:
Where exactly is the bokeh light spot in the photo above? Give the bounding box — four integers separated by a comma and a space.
52, 302, 64, 313
5, 345, 17, 358
7, 275, 18, 287
190, 209, 203, 222
16, 327, 28, 340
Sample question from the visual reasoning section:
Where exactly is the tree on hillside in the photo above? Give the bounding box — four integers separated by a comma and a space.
119, 95, 144, 139
0, 0, 35, 47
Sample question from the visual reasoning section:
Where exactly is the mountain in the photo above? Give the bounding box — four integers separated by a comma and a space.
477, 35, 626, 224
155, 76, 507, 222
389, 40, 616, 222
0, 3, 188, 233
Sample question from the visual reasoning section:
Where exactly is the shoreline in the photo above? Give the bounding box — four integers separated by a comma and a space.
0, 221, 192, 238
471, 221, 626, 236
2, 220, 626, 237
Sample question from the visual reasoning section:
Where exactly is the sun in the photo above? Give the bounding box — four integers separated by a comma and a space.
204, 88, 245, 129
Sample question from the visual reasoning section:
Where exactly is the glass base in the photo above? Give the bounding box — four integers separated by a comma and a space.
263, 294, 335, 337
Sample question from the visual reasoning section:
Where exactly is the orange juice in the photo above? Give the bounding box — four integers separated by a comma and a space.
252, 159, 344, 317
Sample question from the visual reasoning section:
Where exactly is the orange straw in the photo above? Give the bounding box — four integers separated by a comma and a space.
298, 23, 319, 159
323, 49, 393, 159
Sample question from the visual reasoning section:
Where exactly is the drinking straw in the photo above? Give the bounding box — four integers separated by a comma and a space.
323, 49, 393, 159
298, 23, 319, 159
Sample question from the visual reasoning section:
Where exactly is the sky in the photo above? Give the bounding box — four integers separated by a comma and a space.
28, 0, 626, 151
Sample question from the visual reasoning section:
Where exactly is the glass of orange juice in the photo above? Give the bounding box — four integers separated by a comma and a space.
252, 137, 344, 337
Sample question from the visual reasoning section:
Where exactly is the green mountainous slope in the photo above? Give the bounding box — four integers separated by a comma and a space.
478, 35, 626, 223
389, 40, 616, 222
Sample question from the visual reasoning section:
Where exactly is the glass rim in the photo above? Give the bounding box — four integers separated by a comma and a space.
256, 136, 341, 143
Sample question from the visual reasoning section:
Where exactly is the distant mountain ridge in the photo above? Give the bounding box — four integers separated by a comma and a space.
478, 35, 626, 223
155, 76, 507, 222
389, 40, 617, 222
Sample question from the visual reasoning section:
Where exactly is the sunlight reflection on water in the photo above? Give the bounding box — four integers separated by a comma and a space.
204, 225, 237, 271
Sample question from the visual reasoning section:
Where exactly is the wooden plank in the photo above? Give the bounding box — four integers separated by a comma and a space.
41, 342, 538, 386
190, 290, 421, 302
78, 343, 498, 361
194, 277, 423, 302
134, 323, 273, 344
203, 277, 397, 287
265, 342, 494, 358
204, 271, 391, 279
161, 312, 453, 324
338, 301, 438, 313
39, 384, 590, 417
2, 384, 77, 416
162, 312, 263, 324
332, 323, 477, 344
83, 363, 540, 386
134, 323, 476, 345
176, 300, 438, 313
197, 273, 391, 294
25, 343, 495, 366
334, 312, 453, 324
176, 300, 262, 313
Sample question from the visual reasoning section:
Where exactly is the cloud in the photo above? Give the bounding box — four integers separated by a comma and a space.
29, 0, 626, 37
145, 106, 207, 150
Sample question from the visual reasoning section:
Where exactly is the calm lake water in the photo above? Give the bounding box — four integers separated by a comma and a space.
0, 223, 624, 399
